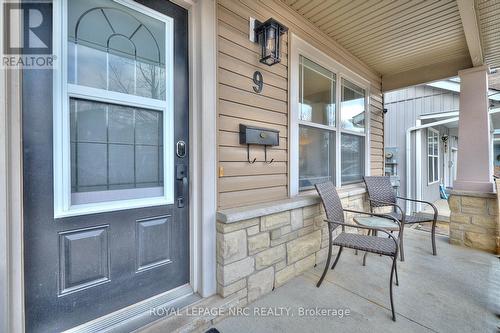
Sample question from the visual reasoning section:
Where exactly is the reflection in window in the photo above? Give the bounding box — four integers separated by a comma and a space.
341, 133, 365, 184
67, 0, 166, 100
70, 99, 164, 204
299, 126, 335, 190
299, 56, 336, 126
341, 79, 365, 132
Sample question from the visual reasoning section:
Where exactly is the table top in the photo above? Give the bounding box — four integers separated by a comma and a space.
353, 216, 399, 230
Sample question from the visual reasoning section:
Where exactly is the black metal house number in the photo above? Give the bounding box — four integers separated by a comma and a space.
253, 71, 263, 93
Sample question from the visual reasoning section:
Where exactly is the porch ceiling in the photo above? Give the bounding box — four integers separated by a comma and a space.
280, 0, 500, 91
478, 0, 500, 69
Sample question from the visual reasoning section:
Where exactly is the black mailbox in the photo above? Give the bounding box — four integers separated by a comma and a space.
239, 124, 279, 146
239, 124, 279, 164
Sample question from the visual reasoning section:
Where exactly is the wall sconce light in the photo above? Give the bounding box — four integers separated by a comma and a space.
441, 134, 449, 153
250, 18, 288, 66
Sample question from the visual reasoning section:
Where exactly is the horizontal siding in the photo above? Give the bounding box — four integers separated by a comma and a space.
370, 86, 385, 176
217, 0, 290, 209
217, 0, 384, 209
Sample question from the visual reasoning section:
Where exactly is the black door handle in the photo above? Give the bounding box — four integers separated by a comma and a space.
176, 165, 187, 208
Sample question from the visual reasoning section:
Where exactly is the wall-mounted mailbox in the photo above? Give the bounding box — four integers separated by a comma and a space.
239, 124, 279, 164
239, 124, 279, 146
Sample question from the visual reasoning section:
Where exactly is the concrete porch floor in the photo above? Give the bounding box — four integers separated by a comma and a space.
417, 199, 451, 222
213, 229, 500, 333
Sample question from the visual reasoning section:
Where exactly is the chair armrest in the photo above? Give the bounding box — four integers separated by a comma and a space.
342, 209, 402, 231
368, 199, 405, 218
324, 219, 399, 246
396, 196, 438, 219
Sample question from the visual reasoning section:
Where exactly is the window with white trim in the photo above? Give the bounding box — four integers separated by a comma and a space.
298, 56, 336, 190
297, 55, 367, 191
54, 0, 174, 217
340, 78, 366, 184
427, 128, 440, 184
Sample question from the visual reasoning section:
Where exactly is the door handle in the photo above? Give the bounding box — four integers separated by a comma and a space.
176, 164, 188, 208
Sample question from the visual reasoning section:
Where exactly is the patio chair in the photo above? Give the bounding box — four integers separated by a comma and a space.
363, 176, 438, 261
315, 182, 401, 321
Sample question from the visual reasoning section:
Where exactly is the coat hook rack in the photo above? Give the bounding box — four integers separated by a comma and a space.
264, 145, 274, 164
239, 124, 279, 165
247, 145, 257, 164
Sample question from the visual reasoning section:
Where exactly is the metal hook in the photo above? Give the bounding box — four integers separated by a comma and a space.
264, 146, 274, 164
247, 145, 257, 164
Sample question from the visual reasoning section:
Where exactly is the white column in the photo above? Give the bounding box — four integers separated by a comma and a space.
454, 65, 493, 192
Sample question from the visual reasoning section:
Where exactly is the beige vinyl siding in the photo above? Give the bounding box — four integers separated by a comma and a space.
217, 0, 384, 209
370, 87, 385, 176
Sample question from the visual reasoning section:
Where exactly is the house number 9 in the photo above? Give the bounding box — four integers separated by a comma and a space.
253, 71, 263, 93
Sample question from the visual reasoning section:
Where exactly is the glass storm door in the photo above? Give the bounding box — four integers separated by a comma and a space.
22, 1, 189, 332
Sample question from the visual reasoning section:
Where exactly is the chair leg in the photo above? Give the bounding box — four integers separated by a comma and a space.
363, 229, 371, 266
390, 256, 397, 321
431, 219, 437, 256
317, 226, 334, 288
394, 259, 399, 286
362, 251, 369, 266
330, 246, 343, 271
399, 229, 405, 262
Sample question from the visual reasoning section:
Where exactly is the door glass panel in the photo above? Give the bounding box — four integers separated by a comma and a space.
67, 0, 166, 100
299, 56, 336, 127
299, 125, 335, 190
341, 79, 365, 133
70, 99, 164, 205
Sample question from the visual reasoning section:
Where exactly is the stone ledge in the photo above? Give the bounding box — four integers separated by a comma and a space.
217, 186, 366, 224
448, 190, 496, 199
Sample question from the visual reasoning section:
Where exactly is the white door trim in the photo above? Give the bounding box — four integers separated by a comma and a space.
186, 0, 217, 297
0, 0, 25, 329
0, 6, 25, 332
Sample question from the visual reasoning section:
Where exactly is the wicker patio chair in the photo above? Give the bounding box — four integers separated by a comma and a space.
363, 176, 438, 261
315, 182, 401, 321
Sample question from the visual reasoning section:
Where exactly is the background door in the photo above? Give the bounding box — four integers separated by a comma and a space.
23, 1, 189, 332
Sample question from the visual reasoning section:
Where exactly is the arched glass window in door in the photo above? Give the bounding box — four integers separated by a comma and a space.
59, 0, 173, 210
68, 1, 166, 100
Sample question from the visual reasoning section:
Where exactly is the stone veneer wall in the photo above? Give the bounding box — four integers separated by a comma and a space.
216, 191, 368, 307
449, 189, 499, 254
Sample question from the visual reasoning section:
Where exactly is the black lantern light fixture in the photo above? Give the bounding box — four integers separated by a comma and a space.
253, 18, 288, 66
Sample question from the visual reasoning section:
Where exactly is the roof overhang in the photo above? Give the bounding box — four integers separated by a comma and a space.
280, 0, 500, 91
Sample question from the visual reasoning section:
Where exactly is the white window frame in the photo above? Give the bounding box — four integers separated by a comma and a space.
53, 0, 174, 218
427, 128, 440, 185
289, 34, 370, 196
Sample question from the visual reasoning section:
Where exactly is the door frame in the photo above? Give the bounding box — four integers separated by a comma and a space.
0, 0, 217, 331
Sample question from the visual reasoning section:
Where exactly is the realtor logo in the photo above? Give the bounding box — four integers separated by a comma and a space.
3, 1, 52, 54
2, 1, 54, 68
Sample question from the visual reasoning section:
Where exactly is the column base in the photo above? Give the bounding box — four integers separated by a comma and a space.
453, 180, 494, 193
